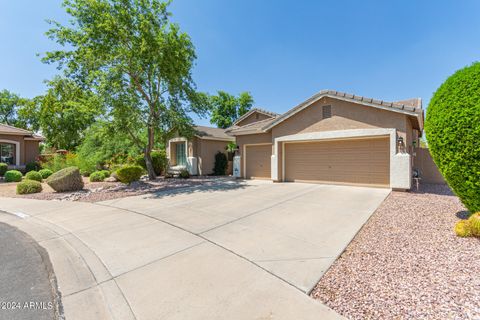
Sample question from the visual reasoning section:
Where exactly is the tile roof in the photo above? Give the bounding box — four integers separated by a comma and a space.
231, 108, 279, 126
0, 124, 45, 140
262, 89, 424, 131
225, 118, 277, 135
194, 125, 234, 141
0, 123, 32, 135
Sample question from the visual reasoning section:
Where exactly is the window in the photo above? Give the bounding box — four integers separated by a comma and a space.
175, 142, 186, 166
322, 105, 332, 119
0, 143, 15, 165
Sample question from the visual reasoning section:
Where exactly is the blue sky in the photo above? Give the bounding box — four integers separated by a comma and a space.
1, 0, 480, 126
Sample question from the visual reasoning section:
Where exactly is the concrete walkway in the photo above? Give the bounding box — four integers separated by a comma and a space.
0, 180, 390, 320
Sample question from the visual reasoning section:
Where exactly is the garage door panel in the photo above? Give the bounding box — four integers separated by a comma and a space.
246, 145, 271, 179
284, 138, 389, 187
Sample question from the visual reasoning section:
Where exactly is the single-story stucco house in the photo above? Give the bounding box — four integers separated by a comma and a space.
167, 125, 234, 175
0, 124, 44, 169
169, 89, 443, 190
227, 90, 423, 190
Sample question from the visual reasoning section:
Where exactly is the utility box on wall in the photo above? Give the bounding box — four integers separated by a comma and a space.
233, 155, 241, 178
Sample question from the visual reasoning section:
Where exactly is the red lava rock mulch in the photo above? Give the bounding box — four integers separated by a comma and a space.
1, 176, 224, 203
311, 184, 480, 320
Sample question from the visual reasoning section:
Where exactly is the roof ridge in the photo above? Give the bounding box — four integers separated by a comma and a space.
261, 89, 424, 132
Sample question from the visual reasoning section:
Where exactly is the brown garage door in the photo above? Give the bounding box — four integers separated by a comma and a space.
284, 137, 390, 187
245, 144, 271, 179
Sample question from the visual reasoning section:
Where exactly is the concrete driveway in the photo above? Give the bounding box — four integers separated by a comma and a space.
0, 179, 390, 320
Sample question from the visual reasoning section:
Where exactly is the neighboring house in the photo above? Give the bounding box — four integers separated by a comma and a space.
0, 124, 44, 169
167, 125, 234, 175
225, 90, 424, 190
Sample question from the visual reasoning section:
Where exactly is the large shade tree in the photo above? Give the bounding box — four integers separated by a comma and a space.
34, 77, 102, 150
209, 91, 254, 129
0, 89, 31, 129
43, 0, 208, 179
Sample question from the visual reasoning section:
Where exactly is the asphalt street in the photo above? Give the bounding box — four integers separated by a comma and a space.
0, 221, 60, 320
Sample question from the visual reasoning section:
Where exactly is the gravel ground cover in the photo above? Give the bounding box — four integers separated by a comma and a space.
311, 184, 480, 320
0, 176, 222, 202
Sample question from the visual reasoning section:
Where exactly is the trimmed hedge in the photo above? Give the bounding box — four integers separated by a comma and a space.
25, 171, 43, 182
89, 171, 105, 182
17, 180, 42, 194
0, 163, 7, 176
116, 165, 144, 184
468, 212, 480, 236
46, 166, 84, 192
4, 170, 22, 182
425, 62, 480, 213
100, 170, 110, 178
39, 169, 53, 179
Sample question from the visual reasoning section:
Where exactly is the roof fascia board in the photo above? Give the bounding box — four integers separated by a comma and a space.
194, 135, 234, 141
231, 109, 275, 126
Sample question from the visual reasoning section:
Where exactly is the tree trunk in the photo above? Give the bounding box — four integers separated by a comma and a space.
144, 125, 156, 180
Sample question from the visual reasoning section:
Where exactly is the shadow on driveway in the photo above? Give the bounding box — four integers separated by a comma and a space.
146, 177, 252, 200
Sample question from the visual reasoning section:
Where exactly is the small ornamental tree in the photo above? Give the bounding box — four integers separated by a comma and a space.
43, 0, 209, 180
425, 62, 480, 212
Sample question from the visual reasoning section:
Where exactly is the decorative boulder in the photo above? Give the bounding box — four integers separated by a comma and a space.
46, 166, 84, 192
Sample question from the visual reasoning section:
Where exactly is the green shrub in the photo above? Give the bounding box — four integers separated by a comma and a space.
4, 170, 22, 182
179, 169, 190, 179
46, 167, 84, 192
116, 165, 144, 184
136, 150, 168, 176
81, 170, 92, 177
89, 171, 105, 182
17, 180, 42, 195
454, 220, 472, 237
468, 212, 480, 236
425, 62, 480, 213
0, 163, 7, 176
39, 169, 53, 179
213, 151, 228, 175
100, 170, 110, 178
26, 162, 41, 172
25, 171, 43, 182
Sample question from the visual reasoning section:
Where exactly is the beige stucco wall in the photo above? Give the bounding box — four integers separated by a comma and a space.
236, 112, 272, 127
198, 139, 231, 175
413, 148, 445, 184
271, 97, 408, 140
269, 97, 413, 181
24, 140, 41, 164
